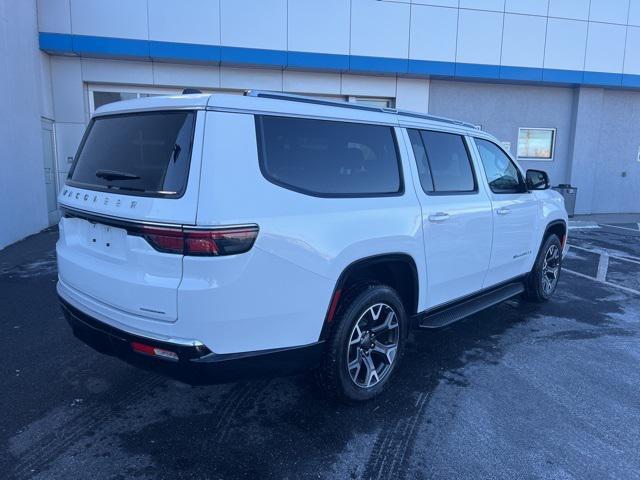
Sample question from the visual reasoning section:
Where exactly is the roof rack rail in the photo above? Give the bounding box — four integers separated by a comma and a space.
396, 109, 479, 129
244, 90, 390, 114
244, 90, 478, 129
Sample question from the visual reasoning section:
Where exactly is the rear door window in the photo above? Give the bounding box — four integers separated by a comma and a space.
408, 129, 476, 194
255, 115, 402, 197
68, 111, 196, 197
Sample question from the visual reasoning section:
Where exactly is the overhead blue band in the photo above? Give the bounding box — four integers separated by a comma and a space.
350, 55, 408, 75
73, 35, 149, 59
221, 46, 287, 68
408, 60, 455, 77
150, 41, 221, 63
287, 51, 349, 71
39, 32, 640, 90
499, 66, 543, 82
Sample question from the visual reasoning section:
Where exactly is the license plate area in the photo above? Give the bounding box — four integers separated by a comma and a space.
84, 221, 127, 259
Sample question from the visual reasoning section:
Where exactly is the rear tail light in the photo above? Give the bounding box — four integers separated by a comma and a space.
184, 227, 260, 256
140, 226, 184, 253
137, 225, 259, 256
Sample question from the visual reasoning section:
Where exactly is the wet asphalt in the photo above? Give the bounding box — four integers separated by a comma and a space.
1, 224, 639, 480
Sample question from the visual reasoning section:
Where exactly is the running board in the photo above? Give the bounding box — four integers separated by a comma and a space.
418, 282, 525, 329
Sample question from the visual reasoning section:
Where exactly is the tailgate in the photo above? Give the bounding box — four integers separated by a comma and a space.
56, 109, 205, 322
57, 213, 182, 321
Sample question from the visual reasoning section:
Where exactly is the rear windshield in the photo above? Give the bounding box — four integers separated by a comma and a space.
68, 111, 196, 197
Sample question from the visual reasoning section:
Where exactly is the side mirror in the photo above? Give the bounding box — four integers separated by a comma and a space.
526, 169, 550, 190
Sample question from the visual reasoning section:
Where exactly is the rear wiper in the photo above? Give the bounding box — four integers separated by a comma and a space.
96, 169, 141, 181
106, 185, 147, 193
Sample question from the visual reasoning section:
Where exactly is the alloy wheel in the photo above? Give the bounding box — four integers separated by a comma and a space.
346, 303, 399, 389
541, 244, 560, 294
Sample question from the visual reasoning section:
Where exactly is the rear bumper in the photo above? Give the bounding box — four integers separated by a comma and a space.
59, 296, 324, 385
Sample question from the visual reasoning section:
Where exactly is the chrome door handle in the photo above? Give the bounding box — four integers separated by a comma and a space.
496, 207, 510, 215
428, 212, 450, 222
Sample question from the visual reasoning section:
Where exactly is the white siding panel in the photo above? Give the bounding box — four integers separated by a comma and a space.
220, 67, 283, 91
412, 0, 458, 7
459, 0, 505, 11
50, 56, 84, 123
81, 58, 154, 84
548, 0, 589, 20
501, 14, 546, 68
283, 70, 342, 95
543, 18, 588, 71
410, 5, 457, 62
630, 0, 640, 26
351, 0, 410, 58
589, 0, 630, 25
220, 0, 286, 50
505, 0, 549, 16
70, 0, 148, 39
148, 0, 220, 45
584, 23, 626, 73
340, 74, 397, 97
456, 9, 503, 65
288, 0, 350, 55
153, 63, 221, 89
37, 0, 71, 33
623, 26, 640, 74
396, 77, 429, 113
39, 53, 54, 120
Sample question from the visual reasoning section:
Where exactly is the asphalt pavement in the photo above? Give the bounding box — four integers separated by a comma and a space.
1, 224, 639, 480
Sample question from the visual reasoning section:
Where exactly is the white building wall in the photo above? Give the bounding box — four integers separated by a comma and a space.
0, 0, 633, 250
0, 0, 49, 249
35, 0, 640, 86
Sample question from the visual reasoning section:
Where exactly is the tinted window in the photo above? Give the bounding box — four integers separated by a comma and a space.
407, 129, 434, 192
256, 116, 401, 196
475, 138, 525, 193
68, 111, 195, 197
420, 130, 475, 193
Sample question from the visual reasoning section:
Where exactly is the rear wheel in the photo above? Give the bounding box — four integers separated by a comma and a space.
317, 284, 407, 403
525, 234, 562, 302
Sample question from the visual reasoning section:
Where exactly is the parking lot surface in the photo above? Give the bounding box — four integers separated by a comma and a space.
1, 224, 639, 480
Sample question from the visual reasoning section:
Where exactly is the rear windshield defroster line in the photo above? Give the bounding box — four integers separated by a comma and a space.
67, 110, 196, 199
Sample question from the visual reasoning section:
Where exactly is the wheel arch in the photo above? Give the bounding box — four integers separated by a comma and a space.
543, 219, 567, 247
319, 253, 419, 341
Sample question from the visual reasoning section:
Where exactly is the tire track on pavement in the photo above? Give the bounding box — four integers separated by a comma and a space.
361, 391, 430, 480
11, 375, 163, 479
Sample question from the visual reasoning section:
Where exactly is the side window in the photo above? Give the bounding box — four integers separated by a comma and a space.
475, 138, 526, 194
256, 116, 402, 197
408, 129, 476, 194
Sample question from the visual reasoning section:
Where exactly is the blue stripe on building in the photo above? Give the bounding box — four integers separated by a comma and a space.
39, 32, 640, 91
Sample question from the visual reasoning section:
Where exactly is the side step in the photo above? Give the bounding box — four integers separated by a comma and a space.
418, 282, 525, 329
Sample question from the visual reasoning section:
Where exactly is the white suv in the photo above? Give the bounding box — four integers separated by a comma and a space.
57, 91, 568, 402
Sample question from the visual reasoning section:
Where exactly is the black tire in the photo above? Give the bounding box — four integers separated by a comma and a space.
525, 233, 562, 302
317, 284, 407, 403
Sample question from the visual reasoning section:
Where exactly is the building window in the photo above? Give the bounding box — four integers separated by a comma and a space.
517, 128, 556, 161
87, 85, 231, 114
348, 96, 395, 108
88, 86, 186, 114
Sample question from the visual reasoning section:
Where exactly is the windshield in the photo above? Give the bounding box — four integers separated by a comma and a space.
67, 111, 196, 197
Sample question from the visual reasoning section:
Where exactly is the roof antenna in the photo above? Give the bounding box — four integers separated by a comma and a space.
182, 88, 202, 94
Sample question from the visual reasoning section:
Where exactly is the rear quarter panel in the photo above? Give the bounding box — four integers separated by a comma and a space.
187, 112, 425, 353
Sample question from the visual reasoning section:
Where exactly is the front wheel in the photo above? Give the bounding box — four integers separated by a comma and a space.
525, 234, 562, 302
317, 284, 407, 403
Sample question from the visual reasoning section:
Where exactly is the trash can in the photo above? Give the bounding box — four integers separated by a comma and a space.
552, 184, 577, 217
